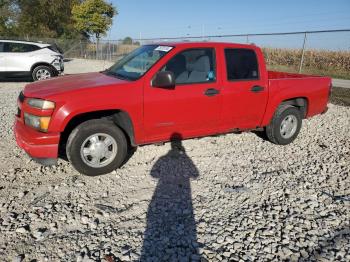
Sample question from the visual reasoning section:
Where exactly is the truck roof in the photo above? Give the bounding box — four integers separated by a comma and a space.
150, 41, 258, 49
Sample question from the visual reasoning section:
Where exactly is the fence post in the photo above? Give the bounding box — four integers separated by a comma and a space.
108, 41, 111, 61
246, 34, 249, 43
112, 42, 115, 61
96, 39, 100, 60
299, 32, 307, 73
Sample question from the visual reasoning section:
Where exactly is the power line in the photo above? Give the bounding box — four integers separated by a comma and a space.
136, 28, 350, 41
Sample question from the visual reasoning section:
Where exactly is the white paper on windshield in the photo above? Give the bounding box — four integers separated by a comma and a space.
155, 46, 173, 52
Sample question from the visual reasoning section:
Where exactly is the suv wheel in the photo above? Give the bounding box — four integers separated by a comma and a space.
265, 104, 302, 145
66, 119, 128, 176
32, 65, 54, 81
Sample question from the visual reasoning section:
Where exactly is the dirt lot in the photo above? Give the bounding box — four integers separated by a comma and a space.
0, 59, 349, 262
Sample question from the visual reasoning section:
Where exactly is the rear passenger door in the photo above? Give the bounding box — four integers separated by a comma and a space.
3, 42, 39, 72
221, 48, 268, 129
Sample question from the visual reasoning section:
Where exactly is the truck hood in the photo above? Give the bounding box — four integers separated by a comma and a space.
23, 72, 129, 98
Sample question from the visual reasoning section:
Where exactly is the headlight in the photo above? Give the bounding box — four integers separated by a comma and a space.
27, 98, 55, 109
51, 55, 62, 61
24, 113, 51, 132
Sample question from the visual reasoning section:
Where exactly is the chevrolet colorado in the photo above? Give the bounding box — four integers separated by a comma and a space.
14, 42, 331, 176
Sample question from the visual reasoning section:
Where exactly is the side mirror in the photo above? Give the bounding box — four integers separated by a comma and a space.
151, 71, 175, 89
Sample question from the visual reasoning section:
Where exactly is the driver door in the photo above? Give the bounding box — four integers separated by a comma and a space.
143, 47, 221, 142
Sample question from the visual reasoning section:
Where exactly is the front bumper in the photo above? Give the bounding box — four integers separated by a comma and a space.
52, 58, 64, 74
14, 118, 60, 160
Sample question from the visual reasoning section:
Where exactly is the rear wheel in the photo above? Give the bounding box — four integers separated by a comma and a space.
66, 119, 128, 176
265, 104, 302, 145
32, 65, 54, 81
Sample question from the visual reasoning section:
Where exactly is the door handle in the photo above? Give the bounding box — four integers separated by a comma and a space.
204, 88, 220, 96
251, 85, 264, 93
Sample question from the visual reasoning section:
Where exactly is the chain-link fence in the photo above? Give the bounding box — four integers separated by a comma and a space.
139, 29, 350, 79
5, 29, 350, 79
0, 36, 141, 61
62, 39, 141, 61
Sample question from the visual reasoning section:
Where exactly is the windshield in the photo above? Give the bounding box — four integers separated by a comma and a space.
105, 45, 173, 81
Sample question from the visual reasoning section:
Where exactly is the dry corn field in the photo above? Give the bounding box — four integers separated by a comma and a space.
106, 46, 350, 79
62, 41, 350, 79
263, 48, 350, 79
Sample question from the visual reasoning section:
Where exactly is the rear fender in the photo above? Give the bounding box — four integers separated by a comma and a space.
261, 96, 309, 126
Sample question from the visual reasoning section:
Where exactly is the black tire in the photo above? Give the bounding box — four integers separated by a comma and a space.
66, 119, 128, 176
265, 104, 302, 145
32, 65, 54, 81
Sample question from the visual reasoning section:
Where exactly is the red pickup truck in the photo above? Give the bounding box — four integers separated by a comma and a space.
14, 42, 331, 175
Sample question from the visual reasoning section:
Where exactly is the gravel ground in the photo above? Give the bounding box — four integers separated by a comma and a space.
0, 59, 349, 262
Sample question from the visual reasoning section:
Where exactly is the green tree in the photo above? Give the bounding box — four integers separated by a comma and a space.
72, 0, 116, 40
16, 0, 79, 38
0, 0, 19, 37
122, 36, 132, 45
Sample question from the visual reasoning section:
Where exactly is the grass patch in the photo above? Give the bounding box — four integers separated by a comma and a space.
330, 86, 350, 107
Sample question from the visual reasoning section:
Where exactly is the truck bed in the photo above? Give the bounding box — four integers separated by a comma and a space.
268, 71, 322, 80
265, 71, 331, 123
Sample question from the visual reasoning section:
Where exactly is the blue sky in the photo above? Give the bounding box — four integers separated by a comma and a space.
107, 0, 350, 50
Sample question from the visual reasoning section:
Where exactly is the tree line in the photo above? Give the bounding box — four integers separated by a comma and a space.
0, 0, 116, 40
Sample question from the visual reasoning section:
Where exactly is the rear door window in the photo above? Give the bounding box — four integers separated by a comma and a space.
4, 42, 40, 53
225, 48, 259, 81
0, 42, 4, 52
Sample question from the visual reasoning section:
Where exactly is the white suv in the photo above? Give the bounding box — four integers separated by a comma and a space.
0, 40, 64, 81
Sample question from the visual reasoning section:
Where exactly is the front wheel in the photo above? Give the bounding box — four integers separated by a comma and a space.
265, 105, 302, 145
66, 119, 128, 176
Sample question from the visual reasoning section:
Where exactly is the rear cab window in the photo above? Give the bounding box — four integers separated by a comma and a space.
4, 42, 40, 53
162, 48, 216, 85
225, 48, 259, 81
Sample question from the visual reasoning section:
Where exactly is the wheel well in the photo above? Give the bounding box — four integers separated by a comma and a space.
58, 110, 136, 158
31, 62, 57, 74
280, 97, 308, 118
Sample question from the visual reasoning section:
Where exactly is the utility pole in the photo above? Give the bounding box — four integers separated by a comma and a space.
299, 32, 308, 73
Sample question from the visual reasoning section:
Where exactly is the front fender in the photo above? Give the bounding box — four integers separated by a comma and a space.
52, 102, 122, 132
47, 86, 144, 143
